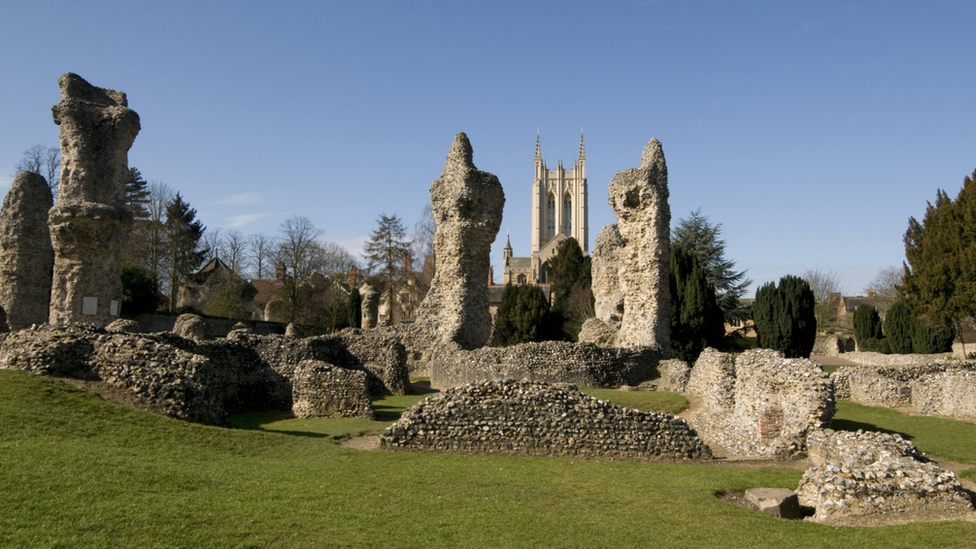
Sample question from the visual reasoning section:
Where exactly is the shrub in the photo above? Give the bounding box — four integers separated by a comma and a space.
912, 318, 956, 354
494, 283, 552, 345
753, 275, 817, 358
854, 304, 883, 343
884, 301, 915, 354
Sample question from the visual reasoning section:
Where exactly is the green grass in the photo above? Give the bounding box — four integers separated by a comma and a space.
582, 388, 689, 415
3, 370, 976, 548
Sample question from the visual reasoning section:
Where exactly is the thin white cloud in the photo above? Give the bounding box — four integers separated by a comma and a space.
216, 192, 266, 206
224, 213, 272, 228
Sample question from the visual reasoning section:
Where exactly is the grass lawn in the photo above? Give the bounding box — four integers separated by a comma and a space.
2, 370, 975, 548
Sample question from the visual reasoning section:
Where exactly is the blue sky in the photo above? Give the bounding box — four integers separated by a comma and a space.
2, 1, 975, 296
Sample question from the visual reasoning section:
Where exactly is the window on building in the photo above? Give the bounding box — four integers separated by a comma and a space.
517, 274, 527, 285
562, 193, 572, 235
546, 193, 555, 240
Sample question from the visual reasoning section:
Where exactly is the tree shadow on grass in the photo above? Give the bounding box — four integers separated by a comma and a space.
831, 418, 913, 441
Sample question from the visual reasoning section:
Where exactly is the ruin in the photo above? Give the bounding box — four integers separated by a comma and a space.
411, 133, 504, 352
582, 139, 671, 351
381, 379, 711, 461
0, 171, 54, 329
833, 361, 976, 421
48, 73, 140, 326
797, 429, 973, 523
360, 284, 379, 329
685, 348, 835, 458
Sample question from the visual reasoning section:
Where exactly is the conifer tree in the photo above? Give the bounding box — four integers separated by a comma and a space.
672, 209, 751, 318
363, 213, 411, 324
495, 283, 551, 345
883, 301, 916, 354
753, 275, 817, 358
164, 192, 206, 312
853, 304, 883, 342
669, 244, 724, 362
348, 286, 362, 329
546, 237, 593, 340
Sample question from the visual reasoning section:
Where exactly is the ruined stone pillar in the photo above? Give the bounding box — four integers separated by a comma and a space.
412, 133, 504, 350
0, 172, 54, 329
48, 73, 140, 326
595, 138, 671, 352
360, 284, 379, 329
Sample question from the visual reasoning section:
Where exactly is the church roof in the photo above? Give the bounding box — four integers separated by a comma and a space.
506, 256, 532, 270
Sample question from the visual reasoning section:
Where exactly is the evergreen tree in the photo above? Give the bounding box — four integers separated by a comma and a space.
902, 169, 976, 355
672, 209, 752, 318
348, 286, 362, 329
753, 275, 817, 358
853, 304, 883, 342
363, 213, 411, 325
883, 301, 916, 354
120, 265, 158, 315
164, 192, 206, 312
912, 318, 956, 354
546, 237, 593, 340
124, 167, 151, 221
669, 244, 725, 363
495, 283, 551, 345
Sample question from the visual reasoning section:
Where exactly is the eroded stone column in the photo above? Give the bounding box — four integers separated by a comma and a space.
412, 133, 504, 350
0, 172, 54, 329
48, 73, 140, 326
594, 138, 671, 351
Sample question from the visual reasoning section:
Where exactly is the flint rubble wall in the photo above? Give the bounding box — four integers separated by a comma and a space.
381, 379, 711, 461
832, 361, 976, 421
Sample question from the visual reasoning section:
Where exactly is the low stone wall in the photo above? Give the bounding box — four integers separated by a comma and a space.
797, 429, 973, 523
131, 313, 285, 337
380, 379, 711, 461
841, 351, 954, 367
427, 341, 663, 390
0, 324, 411, 426
832, 361, 976, 420
291, 360, 373, 419
685, 348, 835, 459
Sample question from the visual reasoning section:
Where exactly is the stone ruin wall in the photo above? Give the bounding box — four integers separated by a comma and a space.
583, 138, 671, 352
427, 340, 664, 390
410, 133, 503, 355
48, 73, 140, 326
0, 322, 410, 426
832, 361, 976, 421
381, 379, 711, 461
0, 172, 54, 329
686, 348, 835, 458
797, 429, 973, 523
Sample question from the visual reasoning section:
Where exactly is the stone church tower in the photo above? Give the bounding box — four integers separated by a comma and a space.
503, 132, 589, 284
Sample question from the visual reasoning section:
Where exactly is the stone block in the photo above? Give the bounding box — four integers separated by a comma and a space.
744, 488, 801, 519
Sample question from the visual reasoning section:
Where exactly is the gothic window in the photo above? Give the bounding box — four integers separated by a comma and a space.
562, 193, 572, 235
517, 274, 527, 285
546, 193, 555, 240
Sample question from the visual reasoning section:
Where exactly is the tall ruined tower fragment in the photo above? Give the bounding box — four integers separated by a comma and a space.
0, 172, 54, 329
587, 138, 671, 351
412, 133, 504, 351
48, 73, 140, 326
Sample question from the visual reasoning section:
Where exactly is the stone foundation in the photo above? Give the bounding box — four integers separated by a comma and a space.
381, 379, 711, 461
797, 429, 973, 523
686, 348, 835, 458
832, 361, 976, 421
427, 341, 663, 390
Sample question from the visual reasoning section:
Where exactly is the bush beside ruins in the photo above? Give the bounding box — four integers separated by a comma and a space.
686, 348, 835, 458
381, 379, 711, 461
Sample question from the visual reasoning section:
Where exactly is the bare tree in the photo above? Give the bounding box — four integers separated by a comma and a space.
411, 202, 436, 298
803, 267, 844, 332
15, 144, 60, 194
319, 241, 358, 281
248, 233, 276, 279
865, 266, 902, 313
202, 228, 223, 262
277, 216, 325, 323
145, 181, 173, 293
220, 230, 250, 275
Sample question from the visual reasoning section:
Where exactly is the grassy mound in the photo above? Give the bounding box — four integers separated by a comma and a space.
1, 370, 974, 548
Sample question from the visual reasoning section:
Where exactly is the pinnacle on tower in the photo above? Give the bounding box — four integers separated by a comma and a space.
535, 131, 541, 162
579, 129, 585, 160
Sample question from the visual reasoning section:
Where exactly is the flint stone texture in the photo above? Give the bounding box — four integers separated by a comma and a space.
105, 318, 141, 334
290, 360, 373, 419
832, 361, 976, 421
577, 317, 617, 347
686, 348, 835, 459
0, 324, 409, 426
797, 429, 973, 524
0, 172, 54, 329
49, 73, 139, 326
285, 322, 305, 338
381, 379, 711, 461
744, 488, 801, 519
589, 139, 670, 351
428, 340, 663, 390
360, 284, 379, 329
411, 133, 504, 353
172, 313, 214, 342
